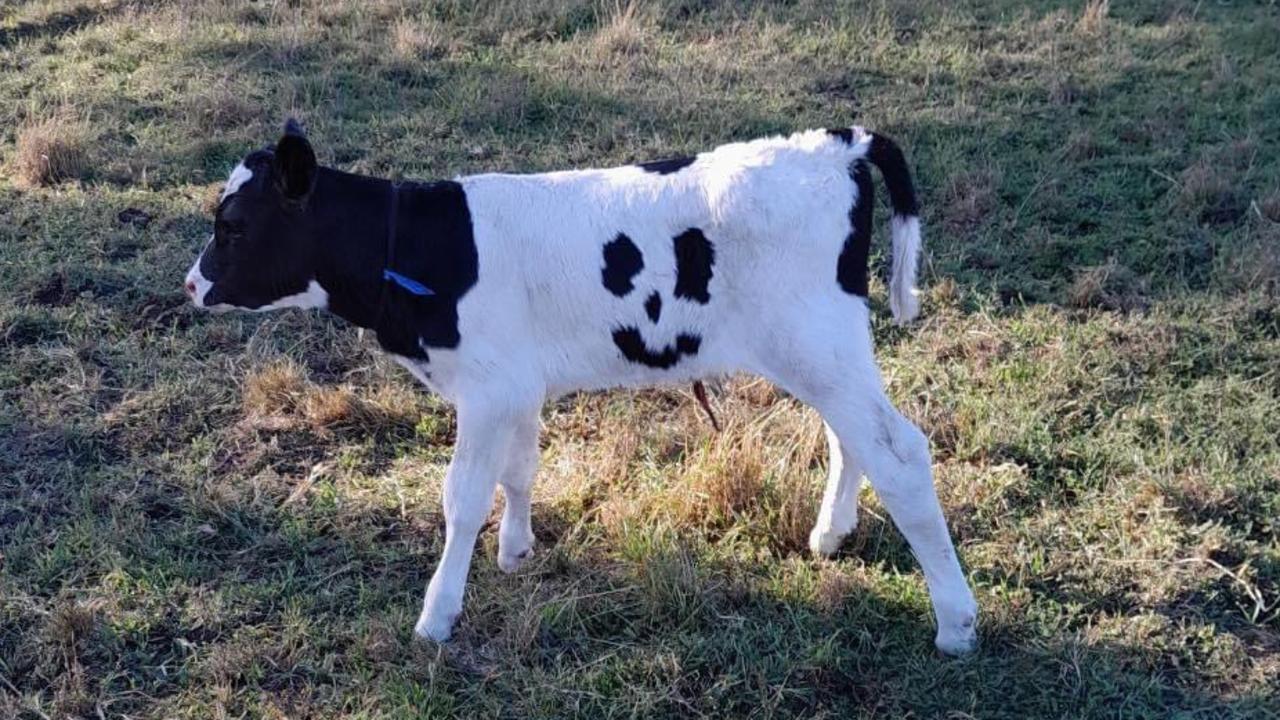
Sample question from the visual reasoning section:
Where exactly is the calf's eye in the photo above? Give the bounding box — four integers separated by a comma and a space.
216, 221, 245, 245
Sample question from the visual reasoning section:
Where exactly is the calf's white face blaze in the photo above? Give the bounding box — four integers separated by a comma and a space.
184, 238, 216, 308
182, 120, 979, 656
221, 162, 254, 200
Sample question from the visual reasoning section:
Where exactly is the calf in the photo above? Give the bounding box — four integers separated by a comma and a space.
184, 120, 978, 655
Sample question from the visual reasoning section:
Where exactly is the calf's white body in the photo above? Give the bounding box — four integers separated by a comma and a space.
187, 126, 978, 654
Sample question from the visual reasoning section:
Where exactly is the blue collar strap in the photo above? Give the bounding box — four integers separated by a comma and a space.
373, 181, 435, 331
383, 269, 434, 296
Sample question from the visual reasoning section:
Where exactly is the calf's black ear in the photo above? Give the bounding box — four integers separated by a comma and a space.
274, 119, 317, 202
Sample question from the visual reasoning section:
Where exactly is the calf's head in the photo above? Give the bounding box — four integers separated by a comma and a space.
185, 120, 327, 312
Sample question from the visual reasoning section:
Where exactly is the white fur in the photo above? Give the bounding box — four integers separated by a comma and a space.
890, 214, 922, 324
184, 247, 215, 307
256, 280, 328, 311
221, 162, 253, 200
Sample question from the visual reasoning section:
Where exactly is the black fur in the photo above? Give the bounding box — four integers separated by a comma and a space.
200, 149, 310, 309
825, 127, 854, 144
827, 129, 920, 296
836, 161, 874, 297
673, 228, 714, 304
637, 156, 695, 175
356, 180, 477, 359
867, 134, 919, 218
601, 233, 644, 297
612, 327, 701, 369
644, 291, 662, 323
827, 128, 919, 217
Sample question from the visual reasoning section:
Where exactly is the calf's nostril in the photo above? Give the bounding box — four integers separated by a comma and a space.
185, 280, 196, 297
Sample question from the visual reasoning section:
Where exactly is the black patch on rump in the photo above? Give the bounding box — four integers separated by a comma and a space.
836, 161, 874, 297
673, 228, 714, 304
830, 128, 920, 219
644, 291, 662, 323
601, 233, 644, 297
637, 156, 695, 175
612, 327, 701, 369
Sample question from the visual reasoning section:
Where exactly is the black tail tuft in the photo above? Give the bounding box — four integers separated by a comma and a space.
866, 134, 918, 219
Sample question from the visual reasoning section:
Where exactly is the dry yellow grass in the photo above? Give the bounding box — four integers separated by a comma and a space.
241, 360, 309, 419
1068, 258, 1147, 311
1179, 158, 1233, 209
1077, 0, 1110, 35
242, 360, 424, 432
391, 16, 445, 61
942, 166, 999, 233
14, 115, 89, 187
591, 1, 652, 59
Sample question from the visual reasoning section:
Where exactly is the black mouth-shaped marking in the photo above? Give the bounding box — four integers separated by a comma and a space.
612, 327, 701, 369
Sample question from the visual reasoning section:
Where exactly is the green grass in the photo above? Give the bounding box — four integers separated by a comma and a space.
2, 1, 1278, 717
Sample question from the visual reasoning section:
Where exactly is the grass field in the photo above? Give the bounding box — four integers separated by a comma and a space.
2, 0, 1278, 717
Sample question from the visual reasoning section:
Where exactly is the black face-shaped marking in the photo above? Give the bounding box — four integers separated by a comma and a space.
836, 161, 874, 297
612, 327, 701, 369
637, 156, 694, 175
601, 233, 644, 297
644, 291, 662, 323
606, 230, 711, 371
673, 228, 714, 304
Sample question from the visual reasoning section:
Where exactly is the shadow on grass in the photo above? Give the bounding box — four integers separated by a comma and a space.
2, 440, 1273, 718
0, 0, 146, 49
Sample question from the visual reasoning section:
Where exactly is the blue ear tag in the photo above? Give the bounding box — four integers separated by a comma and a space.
383, 269, 435, 296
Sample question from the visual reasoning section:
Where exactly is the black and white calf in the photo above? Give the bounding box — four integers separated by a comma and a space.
184, 120, 978, 654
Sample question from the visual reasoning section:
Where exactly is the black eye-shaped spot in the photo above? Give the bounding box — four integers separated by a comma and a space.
602, 233, 644, 297
673, 228, 714, 304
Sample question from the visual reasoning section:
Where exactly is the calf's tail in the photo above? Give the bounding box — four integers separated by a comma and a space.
863, 131, 923, 324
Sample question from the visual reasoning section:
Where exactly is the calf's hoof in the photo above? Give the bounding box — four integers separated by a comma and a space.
414, 609, 458, 644
808, 525, 849, 558
497, 546, 533, 574
934, 612, 978, 657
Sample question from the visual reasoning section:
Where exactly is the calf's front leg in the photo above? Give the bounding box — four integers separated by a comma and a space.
415, 397, 538, 642
497, 414, 541, 573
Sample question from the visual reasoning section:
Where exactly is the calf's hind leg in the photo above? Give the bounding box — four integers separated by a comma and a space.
831, 396, 978, 655
809, 422, 864, 557
762, 324, 978, 655
497, 413, 540, 573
